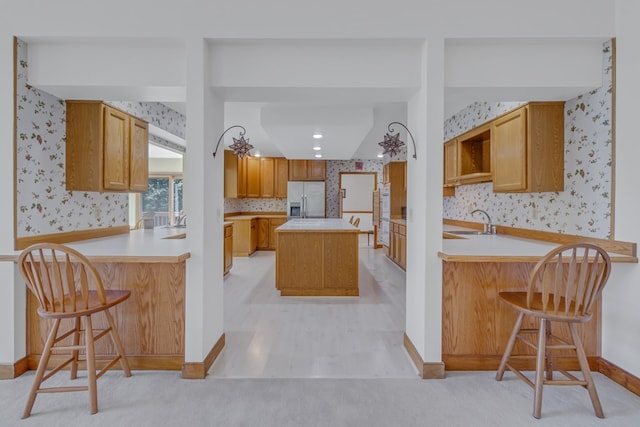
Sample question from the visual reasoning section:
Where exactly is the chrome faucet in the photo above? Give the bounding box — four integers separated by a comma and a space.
472, 209, 495, 234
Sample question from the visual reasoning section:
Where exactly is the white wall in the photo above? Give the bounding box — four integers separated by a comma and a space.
604, 0, 640, 378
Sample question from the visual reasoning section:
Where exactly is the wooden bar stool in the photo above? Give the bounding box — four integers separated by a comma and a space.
18, 243, 132, 418
495, 242, 611, 419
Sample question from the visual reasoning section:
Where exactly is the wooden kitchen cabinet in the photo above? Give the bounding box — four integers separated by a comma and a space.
260, 158, 275, 197
443, 139, 458, 186
224, 222, 233, 275
443, 123, 492, 188
257, 218, 270, 249
386, 162, 407, 219
66, 101, 149, 192
257, 217, 287, 250
228, 217, 257, 256
224, 151, 247, 198
388, 220, 406, 270
245, 157, 261, 197
288, 160, 326, 181
274, 158, 289, 198
492, 102, 564, 192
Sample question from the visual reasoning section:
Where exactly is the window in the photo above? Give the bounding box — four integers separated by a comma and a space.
139, 175, 184, 227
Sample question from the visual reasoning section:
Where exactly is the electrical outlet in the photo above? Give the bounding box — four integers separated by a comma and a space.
94, 206, 101, 218
531, 204, 538, 220
468, 205, 474, 214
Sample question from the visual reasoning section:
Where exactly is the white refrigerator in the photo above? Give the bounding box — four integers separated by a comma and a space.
287, 181, 326, 218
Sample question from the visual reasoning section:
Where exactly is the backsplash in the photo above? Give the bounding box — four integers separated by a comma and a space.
15, 39, 187, 238
443, 41, 613, 239
224, 198, 287, 213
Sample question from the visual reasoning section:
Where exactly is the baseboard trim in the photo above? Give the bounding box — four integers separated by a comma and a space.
443, 355, 599, 372
597, 357, 640, 397
181, 333, 225, 379
0, 357, 29, 380
26, 355, 183, 372
403, 333, 445, 379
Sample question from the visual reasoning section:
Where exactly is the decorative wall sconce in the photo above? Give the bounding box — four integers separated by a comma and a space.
212, 125, 254, 159
378, 122, 417, 159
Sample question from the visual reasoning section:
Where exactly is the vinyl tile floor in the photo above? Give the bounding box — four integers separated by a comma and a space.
210, 235, 417, 378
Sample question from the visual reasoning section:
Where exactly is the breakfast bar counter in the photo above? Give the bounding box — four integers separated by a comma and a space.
275, 219, 360, 296
0, 228, 192, 374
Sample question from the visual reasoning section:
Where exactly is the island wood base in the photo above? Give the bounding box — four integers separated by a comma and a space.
275, 229, 359, 296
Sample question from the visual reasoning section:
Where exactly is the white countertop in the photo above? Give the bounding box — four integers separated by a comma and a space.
441, 225, 635, 262
0, 227, 191, 263
276, 218, 359, 232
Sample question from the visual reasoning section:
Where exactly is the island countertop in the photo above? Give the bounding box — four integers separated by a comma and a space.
276, 218, 360, 232
0, 227, 191, 263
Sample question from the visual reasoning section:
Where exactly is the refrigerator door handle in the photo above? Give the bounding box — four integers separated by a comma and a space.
304, 195, 308, 218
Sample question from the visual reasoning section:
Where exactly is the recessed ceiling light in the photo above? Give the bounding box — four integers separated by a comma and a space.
314, 154, 322, 158
312, 133, 323, 139
313, 146, 322, 151
254, 152, 262, 157
377, 153, 384, 158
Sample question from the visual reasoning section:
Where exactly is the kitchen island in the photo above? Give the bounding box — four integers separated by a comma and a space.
275, 218, 360, 296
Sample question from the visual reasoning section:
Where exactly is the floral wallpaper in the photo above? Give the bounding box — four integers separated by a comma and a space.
443, 41, 613, 239
15, 39, 188, 238
15, 39, 129, 237
325, 159, 384, 218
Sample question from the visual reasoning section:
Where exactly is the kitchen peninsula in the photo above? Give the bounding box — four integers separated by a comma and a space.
0, 228, 192, 375
275, 218, 360, 296
438, 224, 637, 372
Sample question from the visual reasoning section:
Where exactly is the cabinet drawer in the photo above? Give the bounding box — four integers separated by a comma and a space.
224, 224, 233, 237
398, 224, 406, 236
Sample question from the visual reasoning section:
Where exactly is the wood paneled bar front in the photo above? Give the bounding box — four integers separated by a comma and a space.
275, 219, 359, 296
438, 223, 637, 372
0, 228, 206, 378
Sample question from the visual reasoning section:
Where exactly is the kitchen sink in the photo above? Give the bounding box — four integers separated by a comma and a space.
444, 230, 486, 235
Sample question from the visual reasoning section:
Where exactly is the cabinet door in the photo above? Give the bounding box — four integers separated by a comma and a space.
257, 218, 270, 249
274, 158, 289, 198
492, 107, 528, 192
250, 219, 258, 252
260, 158, 275, 197
237, 156, 247, 198
307, 160, 326, 180
288, 160, 307, 180
224, 228, 233, 274
103, 106, 130, 190
246, 157, 261, 197
443, 139, 458, 185
129, 118, 149, 192
268, 218, 287, 250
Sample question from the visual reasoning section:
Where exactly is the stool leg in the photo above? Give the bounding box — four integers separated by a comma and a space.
70, 316, 81, 380
84, 315, 98, 414
23, 319, 60, 419
569, 323, 604, 418
533, 318, 548, 419
104, 309, 132, 377
496, 312, 524, 381
545, 320, 553, 381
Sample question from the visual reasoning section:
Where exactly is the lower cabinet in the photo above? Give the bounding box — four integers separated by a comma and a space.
228, 215, 287, 255
229, 217, 258, 257
224, 222, 233, 275
388, 220, 406, 270
257, 217, 288, 250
